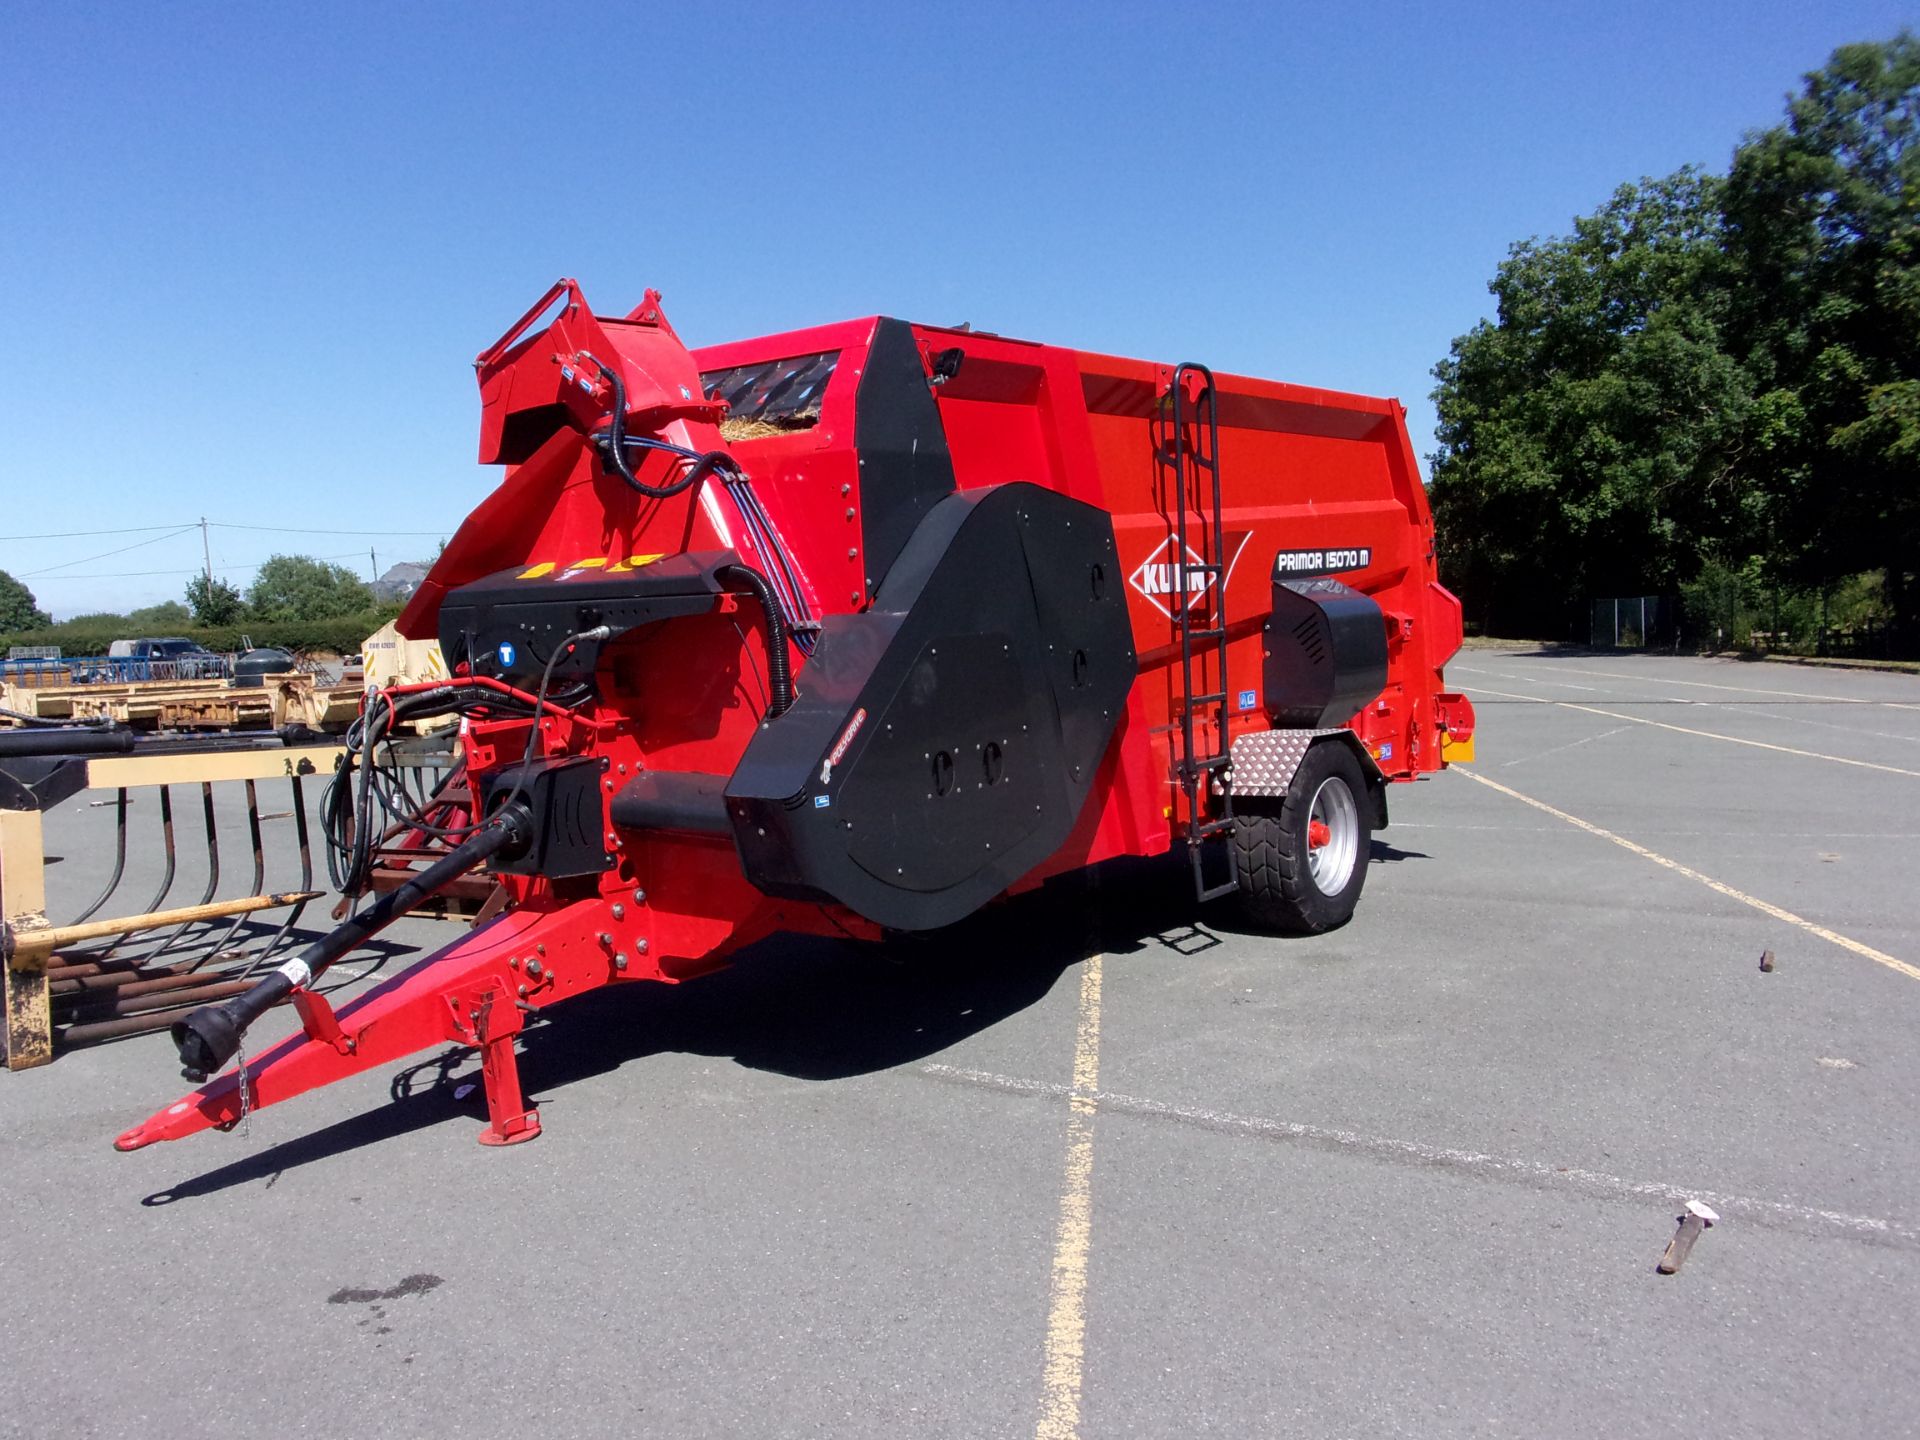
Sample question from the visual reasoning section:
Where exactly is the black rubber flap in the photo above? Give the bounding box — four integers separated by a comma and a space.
853, 318, 957, 596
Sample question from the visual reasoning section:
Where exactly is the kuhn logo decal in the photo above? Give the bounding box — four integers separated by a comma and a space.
1128, 533, 1252, 619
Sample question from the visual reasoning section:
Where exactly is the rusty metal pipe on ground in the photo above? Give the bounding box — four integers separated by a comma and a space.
63, 978, 255, 1021
60, 1012, 205, 1046
56, 968, 250, 1002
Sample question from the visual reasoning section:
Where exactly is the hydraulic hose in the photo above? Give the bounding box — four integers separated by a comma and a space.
170, 803, 531, 1082
718, 562, 793, 717
589, 357, 702, 499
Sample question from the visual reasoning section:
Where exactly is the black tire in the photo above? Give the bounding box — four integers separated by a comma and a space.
1231, 740, 1372, 934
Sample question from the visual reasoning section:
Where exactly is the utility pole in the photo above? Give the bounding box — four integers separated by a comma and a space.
200, 518, 213, 588
370, 548, 378, 584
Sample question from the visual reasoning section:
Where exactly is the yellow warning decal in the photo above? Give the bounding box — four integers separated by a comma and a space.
517, 554, 667, 579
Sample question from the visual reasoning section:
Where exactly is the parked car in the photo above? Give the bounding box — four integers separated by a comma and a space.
95, 637, 231, 682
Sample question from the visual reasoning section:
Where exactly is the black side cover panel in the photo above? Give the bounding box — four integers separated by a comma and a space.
437, 550, 737, 685
854, 318, 957, 595
0, 756, 90, 813
726, 482, 1134, 931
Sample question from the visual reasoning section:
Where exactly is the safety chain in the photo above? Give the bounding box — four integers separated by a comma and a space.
234, 1038, 252, 1139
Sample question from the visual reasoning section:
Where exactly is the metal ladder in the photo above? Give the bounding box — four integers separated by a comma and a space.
1164, 362, 1237, 902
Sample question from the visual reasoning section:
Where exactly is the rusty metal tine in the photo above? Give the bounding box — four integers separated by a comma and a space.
242, 778, 263, 895
69, 788, 129, 926
96, 784, 176, 961
202, 778, 267, 962
195, 782, 220, 906
250, 773, 315, 969
139, 782, 222, 967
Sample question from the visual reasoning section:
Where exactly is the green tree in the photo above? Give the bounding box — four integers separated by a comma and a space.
1431, 33, 1920, 645
127, 600, 191, 628
185, 573, 244, 626
246, 554, 374, 622
1429, 169, 1748, 635
1722, 32, 1920, 641
0, 570, 52, 631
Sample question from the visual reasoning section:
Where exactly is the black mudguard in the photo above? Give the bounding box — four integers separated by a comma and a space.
726, 482, 1134, 930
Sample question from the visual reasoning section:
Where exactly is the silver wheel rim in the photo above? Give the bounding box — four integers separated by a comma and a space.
1306, 775, 1360, 895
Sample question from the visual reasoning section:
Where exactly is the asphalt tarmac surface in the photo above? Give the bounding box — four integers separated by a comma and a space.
4, 647, 1918, 1438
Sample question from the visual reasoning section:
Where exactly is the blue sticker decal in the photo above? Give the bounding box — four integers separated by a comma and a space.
813, 794, 831, 809
1379, 742, 1393, 760
1238, 689, 1257, 711
496, 641, 517, 668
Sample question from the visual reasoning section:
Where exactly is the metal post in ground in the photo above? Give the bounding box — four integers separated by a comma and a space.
2, 808, 52, 1069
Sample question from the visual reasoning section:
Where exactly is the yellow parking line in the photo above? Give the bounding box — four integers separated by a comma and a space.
1036, 954, 1104, 1440
1457, 768, 1920, 983
1463, 683, 1920, 779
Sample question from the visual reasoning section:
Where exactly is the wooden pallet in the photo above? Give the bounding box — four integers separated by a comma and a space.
268, 674, 454, 736
3, 678, 283, 730
270, 674, 363, 732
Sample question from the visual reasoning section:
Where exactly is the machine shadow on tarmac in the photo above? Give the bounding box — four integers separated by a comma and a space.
136, 846, 1417, 1203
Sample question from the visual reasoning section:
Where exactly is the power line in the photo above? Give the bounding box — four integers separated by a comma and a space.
3, 522, 196, 540
210, 522, 449, 537
27, 550, 380, 582
1, 519, 449, 545
20, 527, 199, 578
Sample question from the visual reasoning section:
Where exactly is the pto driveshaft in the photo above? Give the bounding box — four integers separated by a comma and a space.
170, 805, 529, 1081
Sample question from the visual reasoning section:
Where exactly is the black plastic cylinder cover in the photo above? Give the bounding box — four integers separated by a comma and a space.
0, 728, 136, 760
1262, 577, 1389, 728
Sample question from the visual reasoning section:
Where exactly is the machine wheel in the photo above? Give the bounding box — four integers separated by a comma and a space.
1231, 741, 1372, 934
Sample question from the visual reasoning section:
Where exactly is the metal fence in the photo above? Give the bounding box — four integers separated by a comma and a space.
1590, 596, 1679, 650
0, 655, 235, 687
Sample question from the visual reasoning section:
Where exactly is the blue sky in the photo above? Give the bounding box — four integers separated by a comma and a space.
2, 1, 1913, 617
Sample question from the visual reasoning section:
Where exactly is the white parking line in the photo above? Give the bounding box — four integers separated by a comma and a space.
1459, 662, 1920, 709
1462, 682, 1920, 779
1455, 766, 1920, 983
1695, 702, 1920, 747
921, 1064, 1919, 1246
1501, 725, 1631, 769
1458, 665, 1920, 745
1454, 666, 1604, 692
